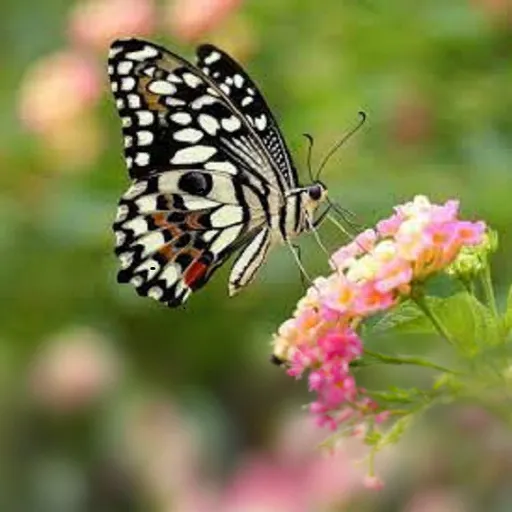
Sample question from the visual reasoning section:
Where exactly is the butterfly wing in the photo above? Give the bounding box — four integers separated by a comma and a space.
108, 38, 289, 306
196, 44, 299, 189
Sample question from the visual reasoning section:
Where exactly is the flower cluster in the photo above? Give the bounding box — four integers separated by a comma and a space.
273, 196, 486, 430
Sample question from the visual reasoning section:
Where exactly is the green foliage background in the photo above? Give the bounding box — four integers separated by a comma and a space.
0, 0, 511, 510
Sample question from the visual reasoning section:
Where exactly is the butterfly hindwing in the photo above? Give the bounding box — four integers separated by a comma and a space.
113, 171, 269, 306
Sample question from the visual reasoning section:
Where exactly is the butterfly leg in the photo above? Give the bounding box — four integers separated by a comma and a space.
291, 243, 308, 292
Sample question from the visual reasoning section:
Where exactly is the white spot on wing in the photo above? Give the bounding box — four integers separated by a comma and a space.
135, 152, 150, 166
210, 225, 242, 254
148, 286, 163, 300
191, 95, 217, 110
171, 112, 192, 125
182, 197, 219, 210
210, 206, 244, 227
204, 51, 221, 65
140, 231, 165, 257
174, 128, 204, 143
183, 72, 202, 88
124, 181, 147, 199
198, 114, 219, 135
137, 130, 154, 146
221, 116, 241, 132
241, 96, 253, 106
202, 230, 217, 242
148, 80, 176, 95
128, 94, 141, 108
255, 114, 267, 131
204, 161, 237, 175
135, 194, 157, 212
171, 146, 217, 164
118, 61, 133, 75
135, 259, 161, 280
109, 47, 122, 58
233, 74, 244, 88
136, 111, 154, 126
115, 231, 125, 247
119, 251, 134, 269
165, 97, 185, 106
116, 204, 129, 222
126, 46, 159, 61
123, 217, 147, 236
161, 264, 180, 286
130, 276, 143, 287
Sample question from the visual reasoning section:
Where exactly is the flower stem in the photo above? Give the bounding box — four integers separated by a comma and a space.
363, 348, 461, 375
412, 293, 457, 348
481, 259, 499, 320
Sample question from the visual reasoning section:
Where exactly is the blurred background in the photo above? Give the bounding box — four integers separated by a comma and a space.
1, 0, 512, 510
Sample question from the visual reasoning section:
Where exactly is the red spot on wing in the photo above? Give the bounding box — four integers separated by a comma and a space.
183, 260, 209, 287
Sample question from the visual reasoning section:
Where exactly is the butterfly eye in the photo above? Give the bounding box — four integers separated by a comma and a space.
308, 184, 323, 201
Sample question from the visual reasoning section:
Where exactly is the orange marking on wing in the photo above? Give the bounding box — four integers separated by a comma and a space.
152, 213, 181, 238
138, 77, 167, 112
186, 212, 205, 230
183, 260, 208, 287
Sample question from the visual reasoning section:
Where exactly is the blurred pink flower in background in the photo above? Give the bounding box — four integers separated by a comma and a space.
405, 488, 467, 512
18, 51, 101, 134
166, 0, 242, 42
28, 327, 120, 412
471, 0, 512, 24
275, 413, 365, 507
41, 115, 105, 172
68, 0, 155, 52
121, 398, 205, 510
220, 454, 305, 512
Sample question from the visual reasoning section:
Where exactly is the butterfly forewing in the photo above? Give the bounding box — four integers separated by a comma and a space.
108, 39, 297, 306
196, 44, 299, 189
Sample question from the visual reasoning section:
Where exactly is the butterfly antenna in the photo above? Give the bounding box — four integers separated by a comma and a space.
302, 133, 315, 183
315, 111, 367, 181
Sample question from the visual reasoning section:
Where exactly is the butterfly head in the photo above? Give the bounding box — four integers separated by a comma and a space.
303, 181, 328, 218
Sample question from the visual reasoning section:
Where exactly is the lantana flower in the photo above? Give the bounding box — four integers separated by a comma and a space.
272, 195, 486, 433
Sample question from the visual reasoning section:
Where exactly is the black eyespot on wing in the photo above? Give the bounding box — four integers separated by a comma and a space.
178, 172, 213, 196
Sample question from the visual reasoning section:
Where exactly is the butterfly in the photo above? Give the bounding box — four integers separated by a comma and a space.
108, 39, 329, 307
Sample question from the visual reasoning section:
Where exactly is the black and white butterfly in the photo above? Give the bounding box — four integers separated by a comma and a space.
108, 39, 330, 307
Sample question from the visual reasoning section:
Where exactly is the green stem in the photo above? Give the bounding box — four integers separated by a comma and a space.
481, 260, 499, 320
363, 348, 461, 375
412, 293, 457, 348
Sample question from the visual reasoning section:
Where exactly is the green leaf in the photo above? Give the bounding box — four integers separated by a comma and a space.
373, 293, 501, 357
502, 284, 512, 336
433, 292, 502, 356
369, 386, 438, 405
373, 415, 414, 451
371, 300, 432, 334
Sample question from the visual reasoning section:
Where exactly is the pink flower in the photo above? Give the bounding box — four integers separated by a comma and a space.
18, 51, 101, 134
272, 195, 486, 445
363, 475, 385, 491
28, 327, 120, 412
68, 0, 155, 52
165, 0, 242, 42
